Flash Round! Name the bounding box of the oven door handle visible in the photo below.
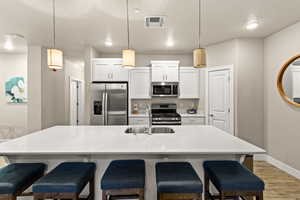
[152,121,181,125]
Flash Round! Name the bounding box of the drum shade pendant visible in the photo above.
[122,0,135,67]
[48,0,63,71]
[47,49,63,70]
[193,48,206,68]
[193,0,206,68]
[122,49,135,67]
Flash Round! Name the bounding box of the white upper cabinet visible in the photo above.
[92,58,129,82]
[151,61,179,82]
[179,67,200,99]
[129,67,151,99]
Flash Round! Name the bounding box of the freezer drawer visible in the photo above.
[108,114,127,125]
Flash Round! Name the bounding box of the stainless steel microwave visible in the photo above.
[151,82,179,97]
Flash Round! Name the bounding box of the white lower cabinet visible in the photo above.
[181,117,205,125]
[129,117,149,125]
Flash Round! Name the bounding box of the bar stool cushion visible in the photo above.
[203,160,264,191]
[101,160,145,190]
[0,163,46,194]
[33,162,96,193]
[156,162,203,193]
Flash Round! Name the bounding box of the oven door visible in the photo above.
[152,83,177,97]
[152,121,182,125]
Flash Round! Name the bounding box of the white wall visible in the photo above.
[100,53,193,66]
[206,38,264,148]
[264,21,300,171]
[0,53,27,139]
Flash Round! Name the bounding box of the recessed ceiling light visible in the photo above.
[134,8,141,14]
[105,41,113,46]
[4,40,13,50]
[166,40,174,47]
[246,21,258,30]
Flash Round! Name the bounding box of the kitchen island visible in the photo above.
[0,125,265,200]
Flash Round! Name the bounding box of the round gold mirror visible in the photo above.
[277,54,300,107]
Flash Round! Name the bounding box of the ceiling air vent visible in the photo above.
[145,16,166,28]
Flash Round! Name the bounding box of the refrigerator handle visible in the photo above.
[102,92,106,125]
[105,92,108,125]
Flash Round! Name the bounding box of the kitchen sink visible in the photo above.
[125,127,149,134]
[125,127,175,134]
[150,127,175,134]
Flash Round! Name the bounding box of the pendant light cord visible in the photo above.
[126,0,130,49]
[198,0,201,49]
[52,0,56,48]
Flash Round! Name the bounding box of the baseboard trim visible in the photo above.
[254,154,267,161]
[254,154,300,180]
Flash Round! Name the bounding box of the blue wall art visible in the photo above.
[5,77,27,103]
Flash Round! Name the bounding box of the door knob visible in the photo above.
[209,114,214,117]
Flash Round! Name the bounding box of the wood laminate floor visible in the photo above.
[254,161,300,200]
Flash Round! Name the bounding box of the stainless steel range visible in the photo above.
[151,104,181,125]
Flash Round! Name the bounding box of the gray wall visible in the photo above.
[236,39,264,148]
[27,47,85,132]
[206,38,264,148]
[0,53,28,139]
[27,46,42,133]
[264,21,300,171]
[84,47,101,124]
[41,48,66,129]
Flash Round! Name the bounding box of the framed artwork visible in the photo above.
[5,77,27,103]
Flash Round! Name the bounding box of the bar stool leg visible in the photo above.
[256,191,263,200]
[102,191,108,200]
[204,173,210,200]
[220,191,225,200]
[89,176,95,200]
[10,195,16,200]
[138,189,144,200]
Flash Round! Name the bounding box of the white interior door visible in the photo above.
[208,69,232,134]
[70,80,84,125]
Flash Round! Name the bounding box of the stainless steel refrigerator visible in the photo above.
[91,83,128,125]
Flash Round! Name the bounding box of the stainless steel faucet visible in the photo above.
[146,104,152,134]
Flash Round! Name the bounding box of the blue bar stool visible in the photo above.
[101,160,145,200]
[33,162,96,200]
[156,162,203,200]
[0,163,46,200]
[203,160,264,200]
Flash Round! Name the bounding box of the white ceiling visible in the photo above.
[0,0,300,54]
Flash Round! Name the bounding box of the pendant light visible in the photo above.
[122,0,135,67]
[193,0,206,68]
[48,0,63,71]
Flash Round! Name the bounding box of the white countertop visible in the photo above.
[0,125,265,155]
